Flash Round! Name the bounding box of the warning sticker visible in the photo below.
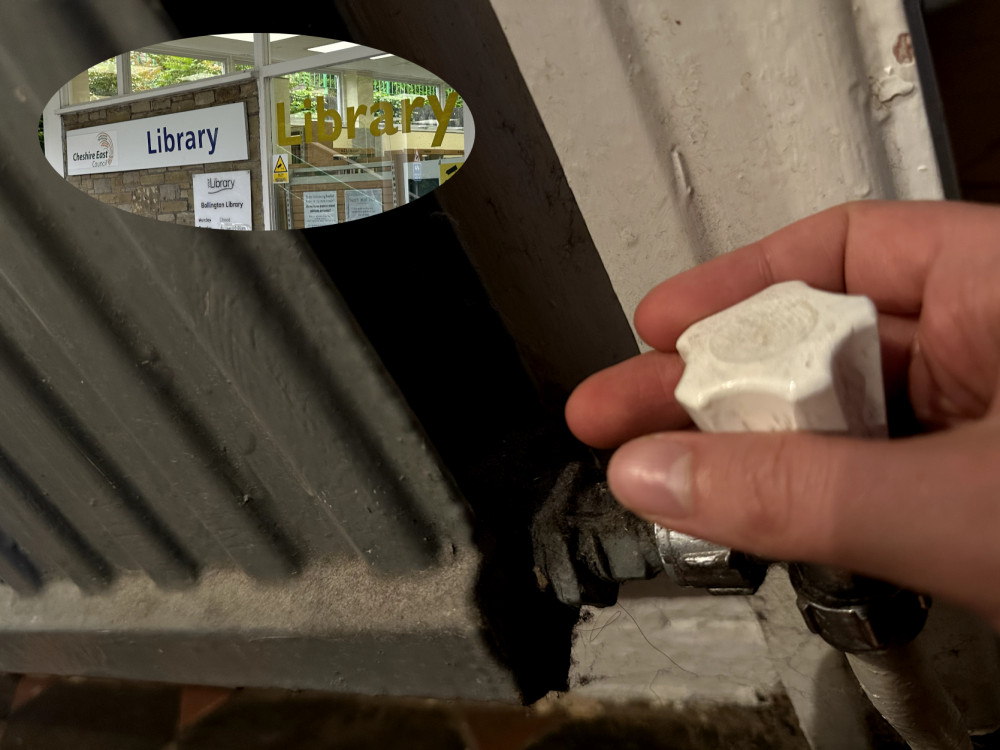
[272,154,289,183]
[439,161,463,184]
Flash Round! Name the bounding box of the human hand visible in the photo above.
[565,201,1000,627]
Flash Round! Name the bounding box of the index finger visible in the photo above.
[635,200,999,351]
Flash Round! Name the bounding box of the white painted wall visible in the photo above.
[490,0,941,346]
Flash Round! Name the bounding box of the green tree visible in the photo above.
[372,79,439,119]
[87,58,117,98]
[130,52,224,92]
[286,71,337,115]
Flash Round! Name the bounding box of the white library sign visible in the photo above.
[66,103,249,176]
[192,170,252,230]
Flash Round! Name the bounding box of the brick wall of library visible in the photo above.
[63,81,262,229]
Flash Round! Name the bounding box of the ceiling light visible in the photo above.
[211,33,299,43]
[307,41,360,54]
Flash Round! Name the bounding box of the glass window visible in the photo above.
[66,58,117,105]
[129,51,226,93]
[371,79,438,128]
[444,87,466,129]
[268,59,466,230]
[287,71,339,124]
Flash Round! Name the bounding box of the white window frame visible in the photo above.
[255,33,273,231]
[58,49,241,113]
[55,71,253,114]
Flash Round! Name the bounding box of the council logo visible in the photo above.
[96,131,114,166]
[67,129,117,171]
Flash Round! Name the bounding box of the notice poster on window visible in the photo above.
[303,191,338,228]
[192,170,252,230]
[344,189,382,223]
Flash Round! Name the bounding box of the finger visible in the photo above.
[565,351,688,449]
[607,421,1000,622]
[635,201,1000,351]
[880,313,923,435]
[878,312,917,397]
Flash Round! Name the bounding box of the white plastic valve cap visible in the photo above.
[673,281,887,436]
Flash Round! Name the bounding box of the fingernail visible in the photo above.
[608,436,693,519]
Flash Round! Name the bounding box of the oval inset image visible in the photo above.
[43,34,471,230]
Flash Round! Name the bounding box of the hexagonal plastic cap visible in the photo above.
[673,281,887,436]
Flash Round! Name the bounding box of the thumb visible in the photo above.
[607,421,1000,623]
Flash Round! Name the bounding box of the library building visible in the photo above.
[41,33,472,230]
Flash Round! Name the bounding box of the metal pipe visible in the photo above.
[790,562,970,750]
[848,644,973,750]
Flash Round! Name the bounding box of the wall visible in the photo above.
[489,0,944,346]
